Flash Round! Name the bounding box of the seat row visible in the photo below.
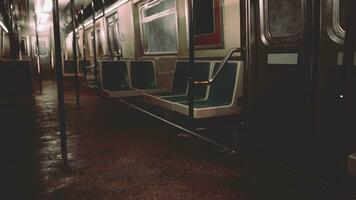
[143,61,243,118]
[100,59,243,118]
[63,59,91,77]
[99,60,166,97]
[0,60,33,104]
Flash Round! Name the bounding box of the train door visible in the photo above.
[248,0,317,171]
[248,0,356,180]
[315,0,356,179]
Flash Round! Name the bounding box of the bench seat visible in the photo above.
[129,60,167,95]
[143,61,212,110]
[173,61,243,119]
[99,60,139,98]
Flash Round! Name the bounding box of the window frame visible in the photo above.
[139,0,179,55]
[259,0,305,46]
[331,0,346,41]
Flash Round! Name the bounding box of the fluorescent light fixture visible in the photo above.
[43,0,53,12]
[0,20,9,33]
[81,0,129,29]
[39,13,50,24]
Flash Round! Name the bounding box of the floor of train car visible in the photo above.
[1,79,354,200]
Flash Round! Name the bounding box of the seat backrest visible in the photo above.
[79,60,91,73]
[191,61,211,98]
[130,61,157,89]
[0,60,32,96]
[63,59,76,73]
[171,61,189,94]
[208,62,240,105]
[101,61,130,91]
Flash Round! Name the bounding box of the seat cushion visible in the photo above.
[179,99,230,108]
[208,62,237,104]
[64,60,76,73]
[161,95,205,102]
[101,61,131,91]
[0,60,32,96]
[130,61,157,89]
[170,61,189,94]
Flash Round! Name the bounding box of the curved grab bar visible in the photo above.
[194,47,242,85]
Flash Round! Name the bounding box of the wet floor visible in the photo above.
[2,80,249,200]
[2,80,353,200]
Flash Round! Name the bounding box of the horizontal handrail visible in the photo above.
[118,99,232,152]
[194,47,242,85]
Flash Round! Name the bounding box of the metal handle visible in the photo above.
[194,47,242,85]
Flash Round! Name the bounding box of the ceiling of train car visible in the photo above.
[0,0,110,35]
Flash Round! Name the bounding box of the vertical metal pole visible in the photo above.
[52,0,68,168]
[92,1,99,86]
[34,10,43,94]
[8,0,16,59]
[101,0,112,60]
[188,0,195,123]
[81,7,88,82]
[71,0,80,107]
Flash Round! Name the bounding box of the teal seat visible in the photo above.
[130,61,157,89]
[79,60,91,73]
[173,61,242,118]
[101,61,132,91]
[0,60,32,96]
[151,61,190,97]
[180,62,237,107]
[160,61,211,102]
[63,60,76,74]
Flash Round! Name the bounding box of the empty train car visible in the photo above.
[0,0,355,199]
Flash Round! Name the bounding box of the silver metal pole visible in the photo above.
[52,0,68,168]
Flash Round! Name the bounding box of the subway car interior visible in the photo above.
[0,0,355,199]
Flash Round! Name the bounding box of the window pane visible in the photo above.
[34,41,47,56]
[39,41,47,56]
[109,23,120,53]
[195,0,214,35]
[143,0,175,18]
[96,29,104,55]
[107,14,121,55]
[2,33,10,57]
[267,0,303,38]
[142,12,178,53]
[339,0,349,32]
